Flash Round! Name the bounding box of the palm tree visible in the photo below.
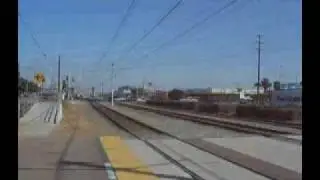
[254,78,272,104]
[261,78,272,104]
[261,78,272,93]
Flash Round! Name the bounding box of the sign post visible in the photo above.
[34,72,46,94]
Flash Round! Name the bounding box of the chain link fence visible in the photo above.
[19,93,40,118]
[18,90,59,119]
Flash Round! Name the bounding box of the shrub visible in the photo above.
[197,103,219,114]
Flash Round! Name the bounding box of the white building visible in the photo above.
[271,89,301,107]
[186,87,264,94]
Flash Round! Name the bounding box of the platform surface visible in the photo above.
[204,136,302,173]
[100,136,273,180]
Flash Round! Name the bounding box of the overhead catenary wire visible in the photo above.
[18,11,47,59]
[136,0,239,61]
[116,0,253,85]
[96,0,137,66]
[116,0,184,62]
[114,0,241,84]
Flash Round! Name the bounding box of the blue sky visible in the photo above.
[18,0,301,91]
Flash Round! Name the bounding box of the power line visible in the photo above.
[18,12,47,59]
[97,0,137,65]
[117,0,184,62]
[136,0,239,61]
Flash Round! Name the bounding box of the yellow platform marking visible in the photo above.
[100,136,159,180]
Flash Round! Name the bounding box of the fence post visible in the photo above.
[18,98,20,121]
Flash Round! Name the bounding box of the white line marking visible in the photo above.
[104,163,117,180]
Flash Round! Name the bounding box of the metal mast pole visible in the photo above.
[111,63,115,106]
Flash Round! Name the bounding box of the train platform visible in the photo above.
[101,103,302,180]
[100,136,270,180]
[19,101,115,180]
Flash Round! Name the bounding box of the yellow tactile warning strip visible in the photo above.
[100,136,159,180]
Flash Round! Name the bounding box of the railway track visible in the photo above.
[118,102,301,145]
[90,101,205,180]
[130,103,302,130]
[54,109,80,180]
[90,101,301,180]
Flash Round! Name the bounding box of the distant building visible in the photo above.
[279,82,302,90]
[155,90,168,99]
[91,87,95,97]
[185,88,212,94]
[149,89,168,100]
[242,89,264,95]
[271,88,301,107]
[184,87,267,103]
[185,87,264,95]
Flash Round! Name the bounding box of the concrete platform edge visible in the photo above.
[97,137,118,180]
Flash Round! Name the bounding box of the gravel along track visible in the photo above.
[130,103,302,130]
[100,102,249,139]
[121,103,300,135]
[91,102,168,140]
[111,103,301,145]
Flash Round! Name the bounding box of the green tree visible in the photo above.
[168,89,185,100]
[254,78,272,92]
[18,77,40,94]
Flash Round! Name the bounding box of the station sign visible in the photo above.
[271,89,301,107]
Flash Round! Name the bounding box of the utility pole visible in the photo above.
[101,81,104,97]
[18,62,20,120]
[50,66,54,91]
[26,76,29,93]
[57,55,61,95]
[111,63,115,106]
[67,72,71,100]
[142,78,145,98]
[256,34,262,104]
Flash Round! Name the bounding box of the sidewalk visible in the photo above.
[18,102,71,180]
[19,102,58,138]
[19,101,112,180]
[18,132,69,180]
